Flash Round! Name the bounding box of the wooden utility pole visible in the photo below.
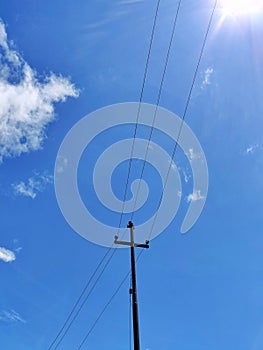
[114,221,149,350]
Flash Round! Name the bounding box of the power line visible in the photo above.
[47,3,162,348]
[131,0,182,219]
[47,246,113,349]
[48,1,217,348]
[76,270,130,350]
[47,247,111,349]
[71,1,218,347]
[117,0,161,232]
[52,248,118,349]
[147,0,218,240]
[76,250,144,349]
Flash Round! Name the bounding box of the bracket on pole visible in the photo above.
[114,221,149,249]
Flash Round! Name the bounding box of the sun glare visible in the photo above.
[220,0,263,18]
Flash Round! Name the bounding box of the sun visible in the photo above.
[219,0,263,18]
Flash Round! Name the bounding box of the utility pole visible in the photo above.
[114,221,149,350]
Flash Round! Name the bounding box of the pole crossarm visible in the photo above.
[114,220,149,249]
[114,236,149,249]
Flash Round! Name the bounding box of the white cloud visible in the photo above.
[12,172,53,199]
[170,162,176,171]
[201,67,213,88]
[0,19,79,163]
[187,148,201,161]
[14,246,22,253]
[0,247,16,262]
[245,144,259,155]
[0,310,26,323]
[178,165,191,183]
[56,156,69,174]
[188,148,195,160]
[187,190,205,203]
[183,170,191,183]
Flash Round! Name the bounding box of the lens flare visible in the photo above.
[220,0,263,18]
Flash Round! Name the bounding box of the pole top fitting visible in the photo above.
[127,221,134,228]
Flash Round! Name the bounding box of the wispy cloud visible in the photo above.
[187,148,201,161]
[14,246,22,253]
[182,169,191,183]
[0,310,26,323]
[118,0,143,4]
[83,7,133,46]
[55,156,68,174]
[178,166,191,183]
[0,247,16,262]
[12,239,23,253]
[0,19,79,163]
[244,144,259,155]
[201,67,213,89]
[12,172,53,199]
[187,190,205,203]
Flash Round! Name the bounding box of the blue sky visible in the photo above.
[1,0,263,349]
